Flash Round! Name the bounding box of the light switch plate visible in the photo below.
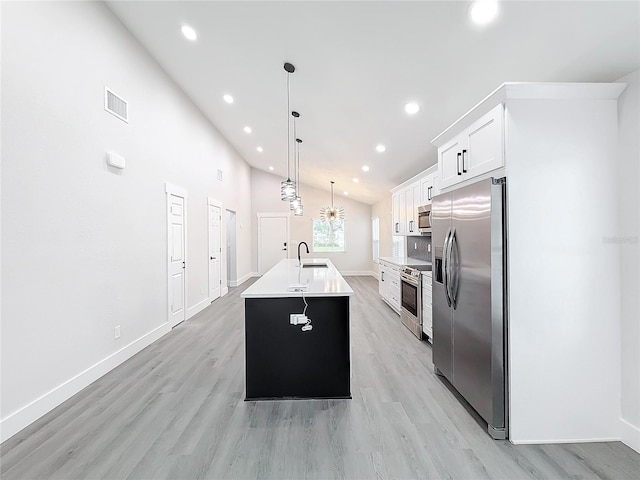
[107,151,125,169]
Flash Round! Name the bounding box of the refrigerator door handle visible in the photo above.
[443,228,453,307]
[446,227,455,307]
[450,228,460,309]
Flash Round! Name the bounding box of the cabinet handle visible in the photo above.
[462,149,468,173]
[428,186,432,201]
[395,222,399,233]
[409,220,413,232]
[381,271,385,281]
[457,152,462,175]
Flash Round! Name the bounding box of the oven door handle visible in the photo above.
[400,273,419,287]
[442,228,452,307]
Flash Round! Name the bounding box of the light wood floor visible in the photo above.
[1,276,638,479]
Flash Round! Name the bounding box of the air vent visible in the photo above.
[104,87,128,123]
[217,169,223,182]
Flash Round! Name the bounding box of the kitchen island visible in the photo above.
[241,258,354,400]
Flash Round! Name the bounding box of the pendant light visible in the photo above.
[290,111,302,213]
[280,62,297,201]
[293,138,303,216]
[320,181,345,224]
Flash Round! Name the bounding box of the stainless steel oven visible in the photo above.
[418,205,432,233]
[400,266,422,339]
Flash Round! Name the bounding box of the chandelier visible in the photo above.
[280,62,296,201]
[320,181,345,224]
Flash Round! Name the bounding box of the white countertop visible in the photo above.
[378,256,432,269]
[241,259,354,298]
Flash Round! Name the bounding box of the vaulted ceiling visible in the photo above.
[106,1,639,204]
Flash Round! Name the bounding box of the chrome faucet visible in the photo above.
[297,241,309,264]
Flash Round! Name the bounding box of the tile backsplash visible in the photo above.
[406,235,431,262]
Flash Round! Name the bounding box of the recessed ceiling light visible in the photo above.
[256,146,263,152]
[375,144,386,153]
[362,165,370,172]
[244,126,252,134]
[181,25,197,41]
[344,191,349,196]
[223,94,234,104]
[268,166,274,171]
[469,0,499,25]
[352,178,359,183]
[405,102,420,115]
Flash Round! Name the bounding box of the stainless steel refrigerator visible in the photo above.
[432,177,508,440]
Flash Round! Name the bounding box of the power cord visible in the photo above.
[301,291,312,332]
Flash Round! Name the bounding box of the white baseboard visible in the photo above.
[0,322,171,443]
[510,436,621,445]
[221,286,229,296]
[621,417,640,453]
[186,297,210,319]
[229,271,258,287]
[342,271,376,277]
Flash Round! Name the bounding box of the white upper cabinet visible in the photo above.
[391,191,401,235]
[398,189,407,234]
[406,181,421,235]
[437,104,504,190]
[420,171,441,205]
[438,136,465,189]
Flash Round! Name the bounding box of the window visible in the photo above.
[372,217,380,262]
[312,219,345,252]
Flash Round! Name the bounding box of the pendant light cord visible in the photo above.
[293,112,297,193]
[286,72,291,182]
[331,181,335,208]
[296,139,300,190]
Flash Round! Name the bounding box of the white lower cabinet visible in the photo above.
[378,260,401,314]
[422,272,432,342]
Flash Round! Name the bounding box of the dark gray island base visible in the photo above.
[241,258,354,401]
[244,295,351,400]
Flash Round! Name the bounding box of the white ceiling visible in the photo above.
[106,1,639,205]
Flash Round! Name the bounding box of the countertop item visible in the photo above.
[379,256,432,270]
[241,259,354,298]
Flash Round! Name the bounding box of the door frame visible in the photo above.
[207,197,224,300]
[257,212,291,275]
[226,209,237,287]
[165,182,188,327]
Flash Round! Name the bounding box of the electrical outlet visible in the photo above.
[114,325,121,339]
[428,244,431,252]
[414,242,417,249]
[290,314,308,325]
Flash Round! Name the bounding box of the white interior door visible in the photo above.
[208,199,222,302]
[166,184,187,328]
[258,214,290,275]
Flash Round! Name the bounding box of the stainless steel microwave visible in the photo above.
[418,205,432,233]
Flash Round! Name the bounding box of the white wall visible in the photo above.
[616,69,640,452]
[250,168,373,275]
[1,1,252,441]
